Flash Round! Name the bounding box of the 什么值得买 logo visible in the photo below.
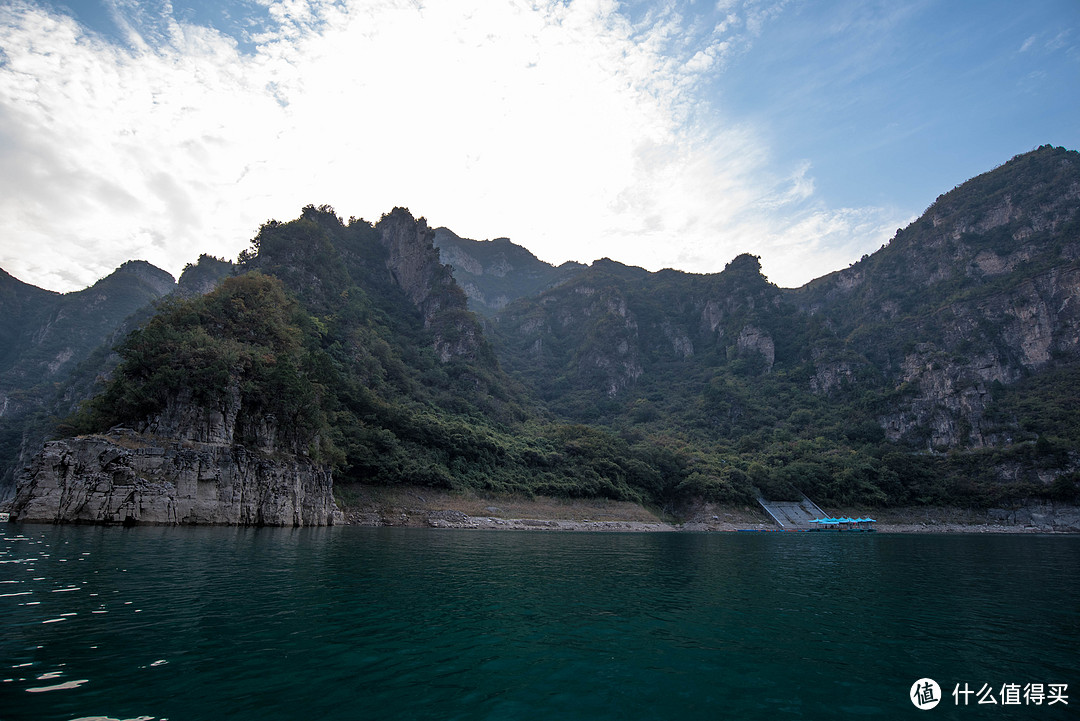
[911,678,942,710]
[911,678,1069,710]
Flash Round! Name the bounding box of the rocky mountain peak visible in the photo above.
[376,208,489,363]
[176,254,234,298]
[433,227,585,315]
[111,260,176,296]
[376,207,448,310]
[724,253,764,275]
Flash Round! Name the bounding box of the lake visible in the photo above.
[2,525,1077,720]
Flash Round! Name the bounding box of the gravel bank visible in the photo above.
[335,486,1080,533]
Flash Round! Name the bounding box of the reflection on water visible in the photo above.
[1,526,1078,720]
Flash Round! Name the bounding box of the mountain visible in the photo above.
[11,207,685,523]
[0,255,235,499]
[791,145,1080,449]
[0,261,176,496]
[7,147,1080,522]
[483,145,1080,506]
[433,227,585,315]
[0,261,175,402]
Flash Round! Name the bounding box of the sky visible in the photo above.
[0,0,1077,293]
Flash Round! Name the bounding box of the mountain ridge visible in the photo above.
[4,145,1079,518]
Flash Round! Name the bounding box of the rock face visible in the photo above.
[0,261,179,499]
[377,208,455,317]
[736,324,775,373]
[796,146,1080,449]
[377,208,491,363]
[985,501,1080,532]
[11,431,342,526]
[492,253,783,401]
[433,227,585,315]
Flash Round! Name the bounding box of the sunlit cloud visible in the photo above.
[0,0,904,292]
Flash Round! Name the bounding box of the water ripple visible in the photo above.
[0,526,1076,720]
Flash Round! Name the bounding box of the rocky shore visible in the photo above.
[7,465,1077,532]
[334,486,1080,533]
[9,432,342,526]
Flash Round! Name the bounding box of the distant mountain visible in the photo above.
[433,227,585,315]
[0,255,234,498]
[6,147,1080,517]
[0,261,174,397]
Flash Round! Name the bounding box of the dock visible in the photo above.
[757,495,827,530]
[757,496,876,532]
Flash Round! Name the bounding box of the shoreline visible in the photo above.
[334,486,1080,534]
[5,485,1075,532]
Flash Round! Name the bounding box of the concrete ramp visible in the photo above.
[758,496,827,529]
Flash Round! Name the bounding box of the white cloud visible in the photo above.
[0,0,905,292]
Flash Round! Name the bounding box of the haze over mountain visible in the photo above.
[3,146,1079,519]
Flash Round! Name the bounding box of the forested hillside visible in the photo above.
[484,146,1080,507]
[4,147,1079,513]
[61,206,692,506]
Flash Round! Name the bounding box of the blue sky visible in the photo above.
[1,0,1077,292]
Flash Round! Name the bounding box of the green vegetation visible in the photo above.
[10,147,1080,511]
[0,261,177,491]
[76,272,332,457]
[484,148,1080,509]
[68,208,696,506]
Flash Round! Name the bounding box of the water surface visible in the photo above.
[2,526,1077,719]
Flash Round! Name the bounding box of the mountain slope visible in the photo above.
[480,146,1080,506]
[8,147,1080,517]
[0,261,175,402]
[433,227,585,315]
[25,205,693,517]
[0,255,238,499]
[791,144,1080,448]
[0,261,181,497]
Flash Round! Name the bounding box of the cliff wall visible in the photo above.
[11,431,342,526]
[796,146,1080,449]
[377,208,491,363]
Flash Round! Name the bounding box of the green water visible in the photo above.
[1,526,1077,720]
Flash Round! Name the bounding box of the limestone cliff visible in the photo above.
[735,324,775,374]
[10,272,344,525]
[11,431,341,526]
[877,265,1080,448]
[0,261,179,499]
[376,208,491,364]
[494,260,650,398]
[794,145,1080,449]
[11,370,343,526]
[492,253,784,401]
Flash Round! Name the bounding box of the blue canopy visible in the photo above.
[808,517,876,524]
